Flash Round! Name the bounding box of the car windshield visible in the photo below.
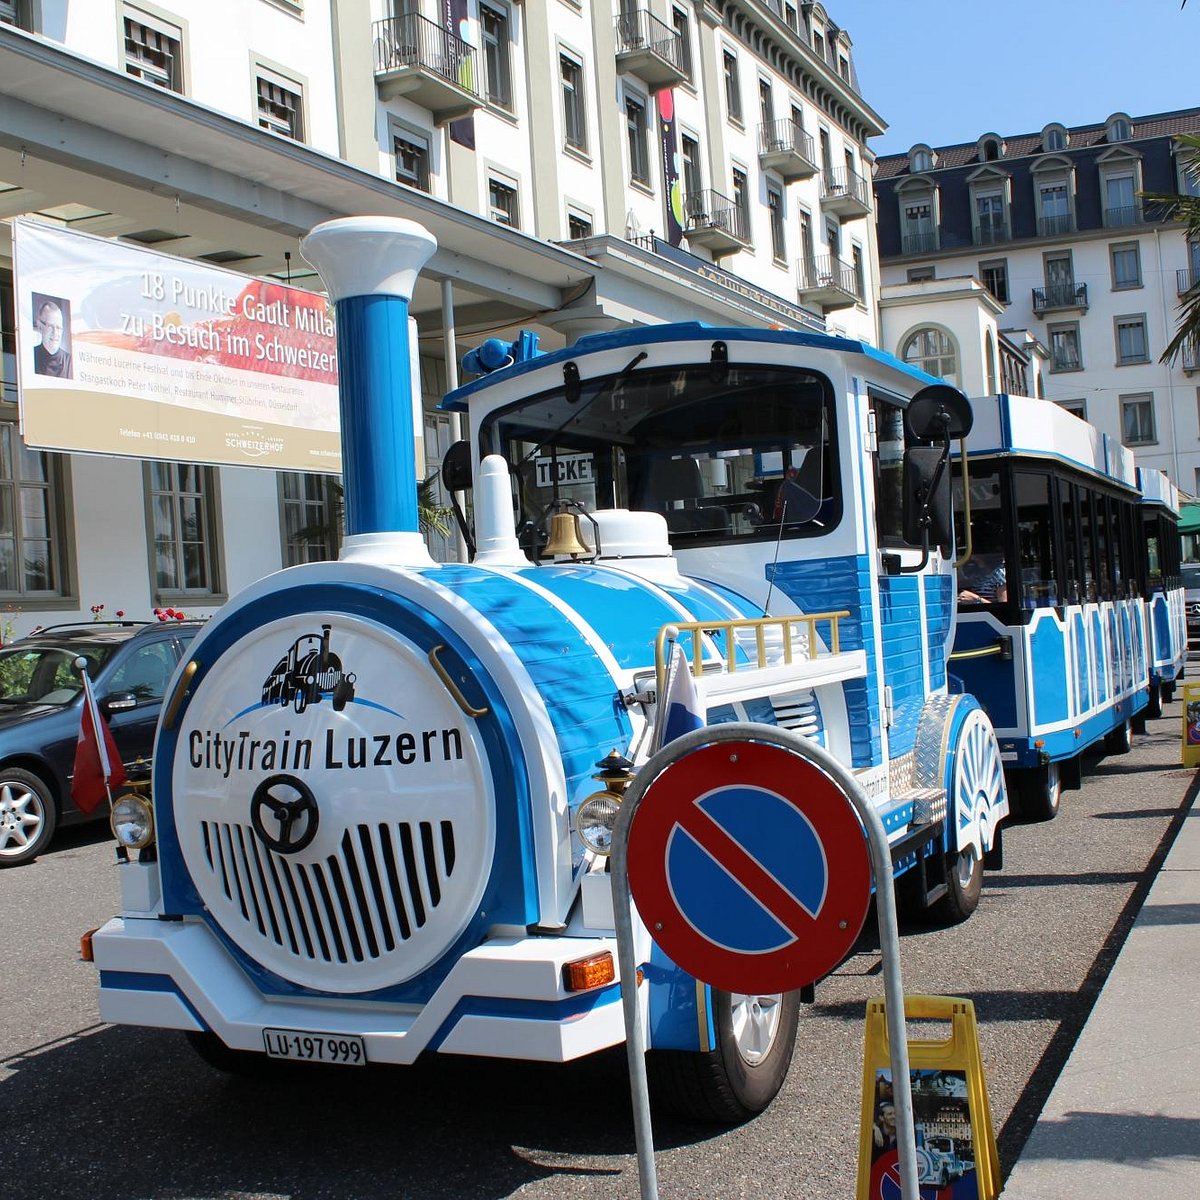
[0,643,118,706]
[1182,565,1200,591]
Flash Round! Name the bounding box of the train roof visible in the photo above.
[957,393,1140,492]
[1137,465,1181,513]
[440,323,943,412]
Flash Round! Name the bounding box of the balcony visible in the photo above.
[1179,267,1200,295]
[372,14,482,122]
[758,120,819,181]
[1032,283,1089,316]
[1183,340,1200,374]
[901,230,939,256]
[614,9,687,91]
[1104,203,1144,229]
[1036,212,1075,237]
[797,255,860,310]
[820,167,871,218]
[973,221,1010,247]
[682,190,751,255]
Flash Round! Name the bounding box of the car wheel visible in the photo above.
[0,767,58,868]
[648,989,800,1123]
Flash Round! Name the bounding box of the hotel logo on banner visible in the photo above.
[12,219,342,473]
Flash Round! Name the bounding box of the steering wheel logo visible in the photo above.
[250,774,319,854]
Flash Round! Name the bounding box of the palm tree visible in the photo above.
[1143,132,1200,364]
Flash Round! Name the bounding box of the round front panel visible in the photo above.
[172,612,495,993]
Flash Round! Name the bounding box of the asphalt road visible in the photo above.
[1,701,1195,1200]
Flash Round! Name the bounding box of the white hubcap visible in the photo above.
[0,782,44,855]
[729,993,783,1065]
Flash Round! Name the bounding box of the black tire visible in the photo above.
[928,843,982,925]
[1105,716,1132,755]
[1146,682,1163,720]
[1163,682,1176,704]
[185,1031,285,1078]
[648,990,800,1124]
[1014,761,1061,822]
[0,767,58,868]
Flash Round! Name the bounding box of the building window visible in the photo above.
[626,94,650,186]
[672,7,693,81]
[0,1,28,28]
[256,72,303,141]
[1043,124,1068,152]
[1,268,14,407]
[681,133,702,199]
[147,462,221,598]
[974,191,1007,244]
[488,176,519,227]
[902,327,958,386]
[767,181,785,262]
[852,244,865,300]
[1056,399,1087,419]
[979,259,1009,303]
[124,9,183,92]
[907,266,934,282]
[825,217,840,260]
[819,127,833,175]
[732,167,751,244]
[1037,181,1072,235]
[567,210,592,240]
[799,208,814,268]
[1110,242,1142,289]
[722,50,741,123]
[909,145,934,173]
[1043,252,1076,306]
[1048,323,1082,372]
[1103,170,1139,226]
[481,2,512,110]
[1121,393,1156,444]
[393,127,430,191]
[560,53,587,152]
[1115,315,1150,365]
[281,472,340,565]
[901,199,937,254]
[0,418,68,599]
[1107,114,1133,143]
[838,54,849,82]
[812,30,824,60]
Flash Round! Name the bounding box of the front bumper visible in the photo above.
[93,915,632,1065]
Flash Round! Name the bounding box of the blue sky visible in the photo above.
[828,1,1199,156]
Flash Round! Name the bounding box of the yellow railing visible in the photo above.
[654,611,851,694]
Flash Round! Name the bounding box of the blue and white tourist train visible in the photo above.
[92,216,1009,1122]
[1137,465,1186,718]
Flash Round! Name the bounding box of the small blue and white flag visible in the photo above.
[652,640,705,753]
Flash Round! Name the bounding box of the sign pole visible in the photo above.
[612,830,660,1200]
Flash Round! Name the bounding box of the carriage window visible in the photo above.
[954,463,1008,605]
[1144,514,1162,587]
[1059,483,1081,604]
[1077,486,1098,602]
[1094,495,1112,600]
[484,360,839,549]
[871,395,906,547]
[1013,470,1058,607]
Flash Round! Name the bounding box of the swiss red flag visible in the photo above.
[71,693,127,816]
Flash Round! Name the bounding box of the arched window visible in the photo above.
[1043,123,1068,152]
[909,144,934,173]
[901,327,959,386]
[985,331,997,394]
[1106,113,1132,143]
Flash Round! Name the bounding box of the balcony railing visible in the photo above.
[1104,203,1144,228]
[372,14,481,119]
[820,166,870,216]
[1183,339,1200,373]
[1032,283,1089,315]
[683,189,751,254]
[901,230,939,255]
[1036,212,1075,237]
[614,8,686,89]
[1179,267,1200,295]
[973,221,1010,247]
[797,254,861,310]
[757,119,819,179]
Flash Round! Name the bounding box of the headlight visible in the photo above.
[576,791,621,856]
[110,792,154,849]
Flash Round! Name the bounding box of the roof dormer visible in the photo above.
[909,143,936,173]
[1041,123,1069,152]
[1105,112,1133,143]
[977,133,1005,162]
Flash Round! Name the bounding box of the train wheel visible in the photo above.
[1146,682,1163,720]
[930,843,983,925]
[1015,761,1061,823]
[648,990,800,1123]
[1105,717,1132,755]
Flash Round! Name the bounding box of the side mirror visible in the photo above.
[903,446,953,556]
[441,441,473,493]
[905,385,973,443]
[102,692,139,713]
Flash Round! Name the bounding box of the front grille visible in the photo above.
[199,819,457,965]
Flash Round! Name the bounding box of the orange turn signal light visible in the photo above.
[562,950,616,992]
[79,927,98,962]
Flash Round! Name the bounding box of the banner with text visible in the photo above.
[13,219,342,473]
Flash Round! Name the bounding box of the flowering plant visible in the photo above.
[153,607,187,622]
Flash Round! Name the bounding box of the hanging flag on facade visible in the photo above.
[71,663,127,816]
[652,639,705,753]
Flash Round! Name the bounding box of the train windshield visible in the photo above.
[482,361,839,546]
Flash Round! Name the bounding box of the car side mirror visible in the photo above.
[101,692,139,713]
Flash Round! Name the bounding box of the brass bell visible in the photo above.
[543,511,590,558]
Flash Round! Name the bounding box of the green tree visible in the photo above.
[1143,132,1200,364]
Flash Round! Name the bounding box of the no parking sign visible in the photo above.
[625,739,872,993]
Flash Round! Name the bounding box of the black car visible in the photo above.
[0,620,200,867]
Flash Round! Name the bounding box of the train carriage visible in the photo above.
[91,216,1008,1123]
[1137,466,1186,717]
[951,393,1152,820]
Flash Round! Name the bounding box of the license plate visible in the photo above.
[262,1027,366,1065]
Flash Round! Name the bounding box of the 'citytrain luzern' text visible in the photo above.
[188,728,464,778]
